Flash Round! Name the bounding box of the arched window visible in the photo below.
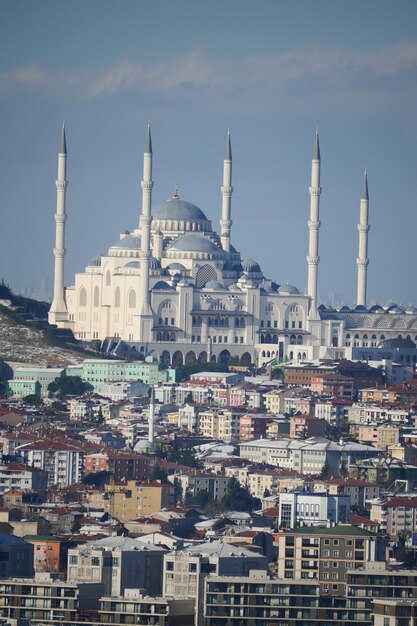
[105,270,111,286]
[79,287,87,307]
[93,286,100,308]
[115,287,121,308]
[128,290,136,309]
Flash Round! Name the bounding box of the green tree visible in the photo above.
[23,394,42,406]
[221,477,261,512]
[48,375,87,398]
[193,489,213,509]
[150,465,169,483]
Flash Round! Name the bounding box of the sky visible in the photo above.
[1,0,417,307]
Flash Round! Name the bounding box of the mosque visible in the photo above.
[48,124,417,368]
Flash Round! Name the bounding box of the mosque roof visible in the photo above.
[167,262,187,271]
[278,284,300,295]
[378,337,416,349]
[124,261,140,268]
[88,255,101,267]
[111,235,141,250]
[205,280,224,289]
[168,234,220,253]
[153,198,208,221]
[242,258,261,273]
[149,256,161,270]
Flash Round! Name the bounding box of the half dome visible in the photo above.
[168,234,220,253]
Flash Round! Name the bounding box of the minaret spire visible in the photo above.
[148,386,155,448]
[307,128,322,316]
[48,123,68,325]
[137,123,154,341]
[357,168,370,306]
[220,129,233,252]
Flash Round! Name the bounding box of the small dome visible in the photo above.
[384,301,398,310]
[169,234,220,253]
[88,255,101,267]
[388,306,404,314]
[369,304,384,312]
[111,235,141,250]
[242,258,261,273]
[278,284,300,295]
[153,281,173,290]
[124,261,140,268]
[405,306,417,314]
[354,305,368,312]
[338,305,351,312]
[149,256,161,270]
[205,280,223,290]
[167,262,187,272]
[228,283,241,291]
[153,198,208,221]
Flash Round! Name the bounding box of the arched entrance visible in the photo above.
[185,351,197,365]
[240,352,252,366]
[219,349,231,364]
[161,350,171,365]
[172,351,183,366]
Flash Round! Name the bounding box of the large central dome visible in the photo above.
[152,198,208,221]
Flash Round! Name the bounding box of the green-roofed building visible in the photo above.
[277,524,386,598]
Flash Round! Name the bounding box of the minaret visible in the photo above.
[49,123,68,325]
[220,130,233,252]
[148,386,155,448]
[307,128,322,315]
[356,169,370,306]
[137,123,154,341]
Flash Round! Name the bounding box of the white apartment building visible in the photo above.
[15,440,83,487]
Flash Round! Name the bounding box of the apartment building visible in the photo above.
[345,562,417,626]
[0,576,104,625]
[370,496,417,538]
[163,541,268,626]
[198,409,241,444]
[0,461,47,494]
[277,525,386,597]
[289,414,327,439]
[15,439,83,487]
[67,536,166,597]
[176,471,229,503]
[99,588,194,626]
[204,573,346,626]
[313,478,381,509]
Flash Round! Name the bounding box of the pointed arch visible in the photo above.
[79,287,87,307]
[105,270,111,286]
[128,289,136,309]
[93,286,100,308]
[114,287,121,308]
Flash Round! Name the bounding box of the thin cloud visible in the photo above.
[1,41,417,102]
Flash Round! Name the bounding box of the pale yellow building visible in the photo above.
[137,481,173,517]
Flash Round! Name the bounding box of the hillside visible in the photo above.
[0,282,86,367]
